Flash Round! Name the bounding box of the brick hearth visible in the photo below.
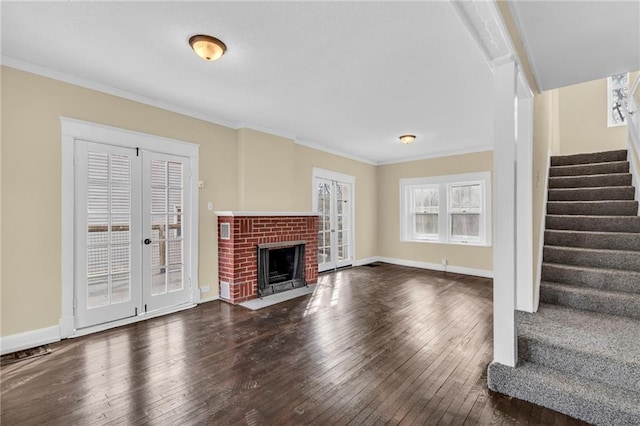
[217,212,319,304]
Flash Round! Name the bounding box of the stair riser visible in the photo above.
[548,187,635,201]
[540,284,640,320]
[519,337,640,393]
[549,161,629,177]
[543,246,640,272]
[546,201,638,216]
[541,264,640,294]
[546,215,640,233]
[549,174,632,189]
[487,362,640,425]
[545,231,640,251]
[550,150,628,166]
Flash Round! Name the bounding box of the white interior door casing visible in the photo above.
[312,168,355,272]
[61,117,200,336]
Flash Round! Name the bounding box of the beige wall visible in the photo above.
[237,128,295,211]
[556,73,639,155]
[0,67,378,337]
[377,151,493,272]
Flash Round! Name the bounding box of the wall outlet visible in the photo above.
[441,258,448,266]
[200,285,211,294]
[207,201,213,211]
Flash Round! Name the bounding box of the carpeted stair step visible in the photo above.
[487,362,640,425]
[550,149,628,166]
[548,186,636,201]
[546,200,638,216]
[546,214,640,233]
[549,161,629,177]
[542,263,640,294]
[545,230,640,251]
[543,246,640,272]
[517,304,640,392]
[548,173,632,189]
[540,281,640,320]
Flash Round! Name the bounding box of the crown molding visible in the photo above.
[2,55,493,169]
[377,145,494,166]
[1,55,240,130]
[451,0,537,96]
[294,138,378,166]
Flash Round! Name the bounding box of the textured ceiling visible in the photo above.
[509,0,640,91]
[1,1,494,164]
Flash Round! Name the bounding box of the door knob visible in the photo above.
[144,238,152,245]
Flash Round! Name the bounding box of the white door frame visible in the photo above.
[312,167,356,271]
[60,117,199,338]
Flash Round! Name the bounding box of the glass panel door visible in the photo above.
[336,182,351,264]
[75,141,141,328]
[317,178,333,269]
[142,152,190,312]
[315,176,353,272]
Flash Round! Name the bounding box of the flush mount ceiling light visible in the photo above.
[189,35,227,61]
[399,134,416,144]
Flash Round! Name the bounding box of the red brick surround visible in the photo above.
[217,214,319,304]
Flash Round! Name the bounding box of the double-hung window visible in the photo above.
[411,186,439,240]
[400,172,491,246]
[449,183,482,244]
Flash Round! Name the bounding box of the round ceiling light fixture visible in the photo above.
[189,35,227,61]
[399,134,416,144]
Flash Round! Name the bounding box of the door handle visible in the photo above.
[143,238,152,245]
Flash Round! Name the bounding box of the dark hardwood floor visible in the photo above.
[1,264,588,425]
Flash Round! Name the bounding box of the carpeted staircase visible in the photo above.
[488,149,640,425]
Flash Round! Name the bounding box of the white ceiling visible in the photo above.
[1,1,495,165]
[509,0,640,91]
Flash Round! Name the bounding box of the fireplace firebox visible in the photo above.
[257,241,306,297]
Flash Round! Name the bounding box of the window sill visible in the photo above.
[401,238,492,248]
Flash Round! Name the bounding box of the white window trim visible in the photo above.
[60,117,200,338]
[608,73,629,128]
[399,171,492,247]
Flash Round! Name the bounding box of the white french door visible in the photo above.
[75,141,141,328]
[142,152,190,313]
[314,171,354,272]
[75,140,191,329]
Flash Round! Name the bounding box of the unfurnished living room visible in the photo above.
[1,1,639,425]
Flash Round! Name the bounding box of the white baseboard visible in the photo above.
[353,256,380,266]
[377,256,493,278]
[1,325,61,355]
[199,295,220,304]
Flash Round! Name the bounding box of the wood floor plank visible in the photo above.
[1,264,587,425]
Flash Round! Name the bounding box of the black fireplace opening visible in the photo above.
[257,243,306,297]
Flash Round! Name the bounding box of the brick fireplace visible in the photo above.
[216,212,319,304]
